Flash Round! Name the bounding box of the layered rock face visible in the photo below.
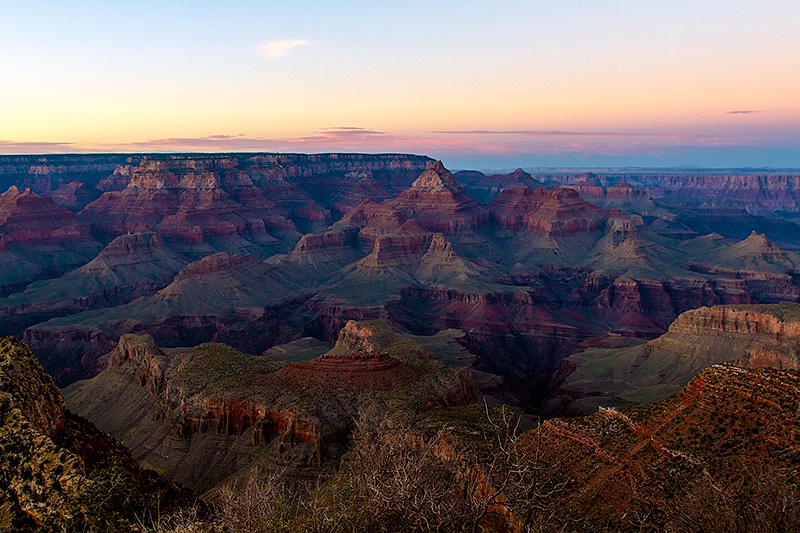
[0,186,100,296]
[685,231,800,302]
[667,303,800,342]
[548,302,800,416]
[0,154,134,195]
[489,187,612,236]
[79,158,301,251]
[3,155,800,417]
[541,171,800,212]
[66,321,477,493]
[0,186,92,249]
[562,180,674,219]
[389,161,489,235]
[0,232,188,334]
[453,167,546,203]
[0,336,188,529]
[645,173,800,211]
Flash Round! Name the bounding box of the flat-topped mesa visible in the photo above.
[294,226,359,252]
[606,215,644,235]
[0,186,92,248]
[607,181,647,198]
[489,187,610,235]
[668,303,800,339]
[292,350,402,373]
[564,180,647,199]
[390,161,489,235]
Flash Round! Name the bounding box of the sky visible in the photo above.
[1,1,800,170]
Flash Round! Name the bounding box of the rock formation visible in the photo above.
[0,186,93,249]
[489,187,611,236]
[65,321,477,493]
[0,336,189,529]
[548,302,800,416]
[388,161,489,235]
[0,232,188,334]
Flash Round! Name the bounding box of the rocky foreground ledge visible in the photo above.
[0,336,189,531]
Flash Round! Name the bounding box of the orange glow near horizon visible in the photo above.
[2,2,800,167]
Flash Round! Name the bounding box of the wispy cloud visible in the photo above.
[727,110,764,115]
[259,39,312,59]
[434,129,698,140]
[0,140,76,154]
[317,127,386,137]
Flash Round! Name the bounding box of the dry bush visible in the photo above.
[213,468,289,533]
[666,464,800,533]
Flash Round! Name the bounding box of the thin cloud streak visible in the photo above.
[0,140,76,154]
[434,129,702,140]
[259,39,312,59]
[727,110,764,115]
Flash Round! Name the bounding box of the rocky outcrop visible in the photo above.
[0,336,189,529]
[108,333,168,393]
[668,303,800,339]
[526,365,800,529]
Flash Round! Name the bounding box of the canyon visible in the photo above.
[0,154,798,410]
[1,152,800,529]
[64,320,477,493]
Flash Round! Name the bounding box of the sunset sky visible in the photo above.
[2,1,799,169]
